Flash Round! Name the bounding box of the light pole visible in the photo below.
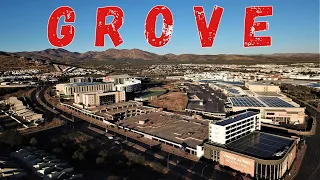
[216,102,218,112]
[201,164,208,177]
[149,137,152,149]
[167,154,171,170]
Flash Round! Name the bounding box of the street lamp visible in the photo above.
[167,154,171,170]
[201,164,208,177]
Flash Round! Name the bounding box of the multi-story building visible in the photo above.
[74,91,125,107]
[115,80,141,92]
[245,82,281,93]
[203,111,298,180]
[209,111,261,144]
[103,74,141,92]
[69,77,93,83]
[55,82,115,98]
[227,96,306,124]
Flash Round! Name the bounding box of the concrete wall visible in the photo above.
[246,84,281,93]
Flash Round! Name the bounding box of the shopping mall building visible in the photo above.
[203,111,297,180]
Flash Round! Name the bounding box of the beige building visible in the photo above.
[204,133,297,180]
[5,97,43,123]
[70,77,93,83]
[55,82,115,98]
[228,96,306,124]
[74,91,125,107]
[245,82,281,92]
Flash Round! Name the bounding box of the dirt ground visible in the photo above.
[150,92,188,111]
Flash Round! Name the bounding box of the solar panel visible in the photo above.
[228,88,240,94]
[226,132,294,158]
[230,97,266,107]
[216,111,258,126]
[258,97,294,107]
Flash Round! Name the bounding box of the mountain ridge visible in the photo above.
[6,48,320,66]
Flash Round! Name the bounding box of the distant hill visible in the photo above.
[0,53,53,72]
[6,48,320,66]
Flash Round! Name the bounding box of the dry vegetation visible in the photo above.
[0,87,30,100]
[150,91,188,111]
[0,54,52,72]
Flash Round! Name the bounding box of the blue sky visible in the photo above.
[0,0,319,54]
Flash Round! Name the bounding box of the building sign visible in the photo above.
[220,151,255,177]
[104,76,110,81]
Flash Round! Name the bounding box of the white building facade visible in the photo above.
[209,111,261,145]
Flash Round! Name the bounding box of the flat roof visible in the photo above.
[258,97,295,107]
[246,82,275,86]
[200,80,244,86]
[229,96,295,108]
[227,88,240,94]
[89,101,142,112]
[225,131,294,159]
[254,92,282,97]
[229,97,266,107]
[117,112,209,148]
[215,111,258,126]
[107,74,130,78]
[63,82,114,87]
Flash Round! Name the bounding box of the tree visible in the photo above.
[72,145,88,161]
[72,150,85,161]
[30,137,37,146]
[107,175,119,180]
[0,130,23,147]
[96,150,108,164]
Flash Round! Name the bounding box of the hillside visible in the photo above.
[0,53,53,72]
[7,48,320,66]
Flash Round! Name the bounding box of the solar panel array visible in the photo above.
[228,88,240,94]
[216,111,258,126]
[230,97,266,107]
[258,97,295,107]
[226,132,294,158]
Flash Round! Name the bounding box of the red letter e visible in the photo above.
[244,6,273,47]
[47,6,76,48]
[95,6,124,47]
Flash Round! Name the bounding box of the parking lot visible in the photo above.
[185,83,227,114]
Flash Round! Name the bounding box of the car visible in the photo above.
[114,141,120,145]
[107,136,113,140]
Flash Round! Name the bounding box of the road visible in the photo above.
[295,114,320,180]
[29,86,234,180]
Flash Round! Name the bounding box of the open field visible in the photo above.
[150,92,188,111]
